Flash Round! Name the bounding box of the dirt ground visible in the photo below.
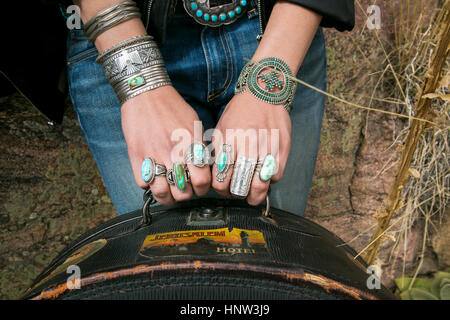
[0,1,447,299]
[0,93,117,299]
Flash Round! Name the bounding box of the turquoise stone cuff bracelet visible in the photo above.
[96,36,172,104]
[235,57,297,113]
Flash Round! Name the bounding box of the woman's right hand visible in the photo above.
[121,85,211,205]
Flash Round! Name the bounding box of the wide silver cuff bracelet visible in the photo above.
[96,35,172,104]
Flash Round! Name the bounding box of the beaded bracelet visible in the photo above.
[235,57,297,113]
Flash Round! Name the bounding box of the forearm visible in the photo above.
[74,0,146,52]
[252,1,322,74]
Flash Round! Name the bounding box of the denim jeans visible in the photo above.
[67,4,326,216]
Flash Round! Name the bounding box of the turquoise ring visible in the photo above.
[257,154,276,182]
[215,143,233,182]
[141,157,167,184]
[166,163,190,191]
[184,142,210,167]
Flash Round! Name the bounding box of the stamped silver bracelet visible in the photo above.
[96,36,171,104]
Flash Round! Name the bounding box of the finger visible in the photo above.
[149,172,175,206]
[247,133,273,205]
[142,156,176,205]
[167,161,194,202]
[185,142,211,197]
[247,156,273,206]
[132,155,175,205]
[187,165,211,196]
[247,176,270,205]
[229,130,258,199]
[270,134,290,183]
[131,154,151,190]
[211,132,236,198]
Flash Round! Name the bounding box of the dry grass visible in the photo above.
[378,0,449,288]
[285,0,449,288]
[345,0,449,286]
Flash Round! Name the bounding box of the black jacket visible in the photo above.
[139,0,354,45]
[0,0,354,124]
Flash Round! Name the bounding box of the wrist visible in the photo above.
[122,85,176,107]
[76,0,147,52]
[235,57,297,113]
[251,2,322,74]
[94,18,147,53]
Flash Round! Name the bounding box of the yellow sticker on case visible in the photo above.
[140,228,267,258]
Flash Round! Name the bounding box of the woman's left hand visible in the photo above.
[211,90,292,205]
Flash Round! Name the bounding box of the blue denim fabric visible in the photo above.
[67,6,326,216]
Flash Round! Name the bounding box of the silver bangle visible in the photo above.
[83,1,141,42]
[84,1,137,31]
[88,10,141,43]
[84,6,140,37]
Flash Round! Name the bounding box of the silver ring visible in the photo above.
[230,156,256,197]
[166,169,175,185]
[154,163,167,176]
[167,163,190,191]
[184,142,210,167]
[141,157,167,184]
[215,143,234,182]
[255,159,264,174]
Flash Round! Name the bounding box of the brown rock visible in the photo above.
[349,113,400,216]
[432,209,450,269]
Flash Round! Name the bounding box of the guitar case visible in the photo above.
[23,198,393,300]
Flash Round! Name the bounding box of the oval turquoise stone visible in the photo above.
[241,0,247,6]
[211,15,218,22]
[235,6,242,14]
[190,2,198,10]
[174,163,186,191]
[217,151,227,172]
[259,155,276,182]
[193,143,204,161]
[228,11,235,18]
[141,158,152,183]
[196,9,203,17]
[203,13,210,21]
[219,13,227,21]
[128,75,145,89]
